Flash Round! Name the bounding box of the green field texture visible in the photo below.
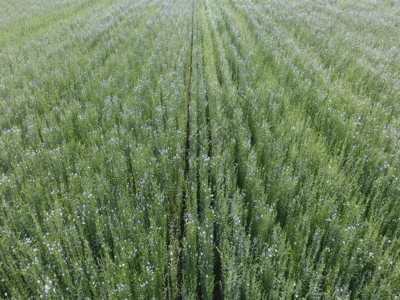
[1,0,399,299]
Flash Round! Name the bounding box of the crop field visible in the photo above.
[1,0,400,299]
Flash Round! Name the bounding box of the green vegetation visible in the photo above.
[1,0,399,298]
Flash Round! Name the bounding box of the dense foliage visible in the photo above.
[1,0,399,298]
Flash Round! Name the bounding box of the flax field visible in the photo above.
[1,0,400,299]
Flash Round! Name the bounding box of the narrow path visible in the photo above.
[177,0,195,298]
[206,89,223,300]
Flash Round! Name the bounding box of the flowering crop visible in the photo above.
[1,0,399,298]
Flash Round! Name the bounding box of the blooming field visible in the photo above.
[1,0,399,298]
